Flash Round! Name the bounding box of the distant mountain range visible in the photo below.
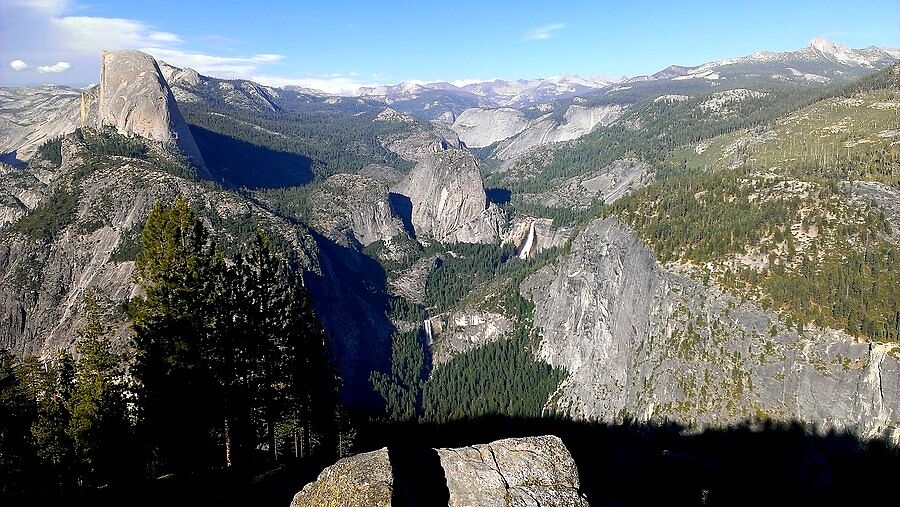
[349,38,899,116]
[358,74,611,109]
[2,38,897,164]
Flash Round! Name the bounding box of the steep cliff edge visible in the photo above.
[393,148,504,244]
[521,218,899,440]
[80,49,205,167]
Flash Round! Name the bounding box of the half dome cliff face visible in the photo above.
[80,49,205,167]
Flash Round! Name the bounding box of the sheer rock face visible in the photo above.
[521,218,900,441]
[452,107,529,148]
[503,217,575,260]
[307,173,407,247]
[393,149,503,244]
[450,104,624,161]
[291,436,588,507]
[80,50,205,167]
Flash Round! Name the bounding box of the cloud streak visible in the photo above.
[146,48,285,78]
[37,61,70,73]
[10,60,30,71]
[523,22,566,41]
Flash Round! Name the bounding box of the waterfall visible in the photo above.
[518,221,537,260]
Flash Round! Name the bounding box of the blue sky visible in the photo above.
[1,0,898,92]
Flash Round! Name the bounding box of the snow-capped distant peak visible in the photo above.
[809,37,847,54]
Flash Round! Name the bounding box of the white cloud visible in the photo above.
[10,59,30,71]
[148,31,182,43]
[37,61,70,73]
[8,0,70,14]
[523,22,567,41]
[52,16,152,52]
[145,47,286,78]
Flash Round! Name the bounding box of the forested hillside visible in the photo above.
[0,200,347,497]
[607,64,900,342]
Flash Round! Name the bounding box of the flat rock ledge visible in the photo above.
[291,435,589,507]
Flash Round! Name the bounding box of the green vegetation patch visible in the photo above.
[11,188,79,241]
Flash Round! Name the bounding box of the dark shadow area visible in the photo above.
[358,416,900,506]
[389,192,416,238]
[389,445,450,507]
[0,150,26,168]
[3,416,897,506]
[301,229,394,410]
[189,124,315,189]
[486,187,512,205]
[0,457,332,507]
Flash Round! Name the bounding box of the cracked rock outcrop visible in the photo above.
[290,435,588,507]
[80,49,205,167]
[393,148,504,244]
[520,218,900,440]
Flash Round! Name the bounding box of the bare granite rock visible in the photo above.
[452,104,624,162]
[307,173,407,247]
[504,217,574,260]
[291,448,393,507]
[290,436,588,507]
[428,308,514,366]
[452,107,529,148]
[393,148,504,244]
[0,85,81,165]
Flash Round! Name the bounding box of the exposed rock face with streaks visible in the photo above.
[80,50,205,167]
[306,173,407,247]
[504,218,574,260]
[521,159,654,209]
[290,435,588,507]
[0,86,81,166]
[393,149,504,244]
[428,308,514,366]
[0,134,316,357]
[451,107,529,148]
[452,104,624,162]
[520,217,900,440]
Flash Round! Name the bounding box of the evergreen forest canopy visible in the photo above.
[0,199,348,497]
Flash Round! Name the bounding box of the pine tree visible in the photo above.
[132,197,220,474]
[67,295,130,487]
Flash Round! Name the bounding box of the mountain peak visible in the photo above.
[809,37,849,54]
